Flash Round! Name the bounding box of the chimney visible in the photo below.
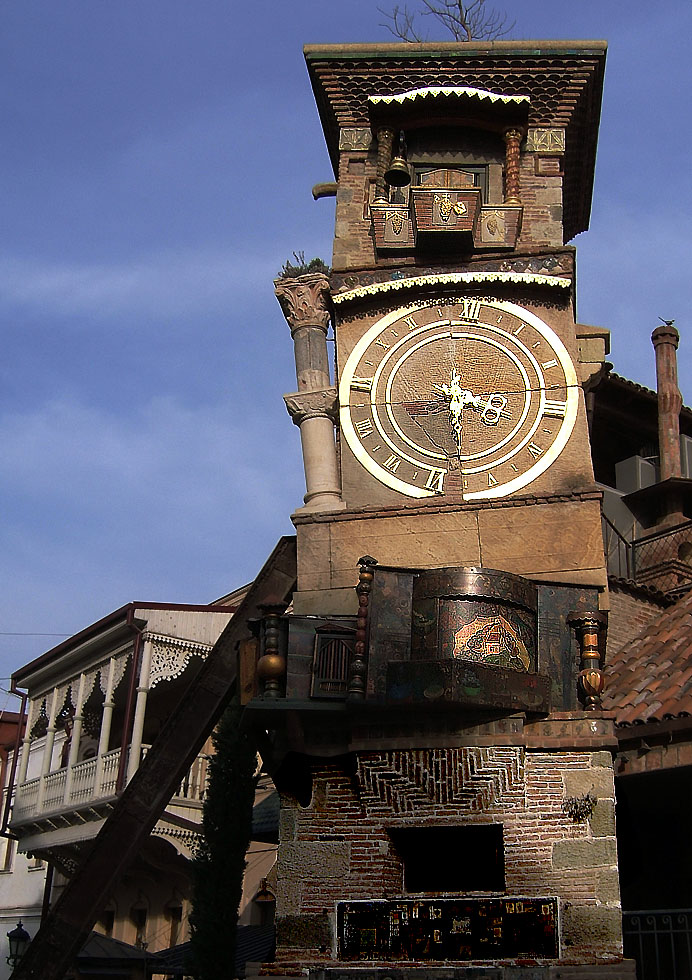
[652,321,682,480]
[652,321,684,525]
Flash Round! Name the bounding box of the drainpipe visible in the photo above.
[115,610,146,793]
[0,685,26,836]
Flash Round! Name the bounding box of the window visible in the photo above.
[167,905,182,948]
[0,836,15,873]
[310,625,355,699]
[131,907,148,949]
[414,166,488,202]
[97,910,115,939]
[388,825,505,893]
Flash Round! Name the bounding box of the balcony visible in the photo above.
[10,742,208,867]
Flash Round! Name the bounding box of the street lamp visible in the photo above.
[6,920,30,967]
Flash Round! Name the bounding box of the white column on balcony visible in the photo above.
[17,699,38,786]
[95,657,118,796]
[63,672,87,804]
[126,636,153,783]
[36,688,61,808]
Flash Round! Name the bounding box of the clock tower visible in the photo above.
[254,40,633,979]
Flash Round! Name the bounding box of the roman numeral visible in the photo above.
[459,298,481,321]
[543,399,567,417]
[513,324,525,335]
[403,315,419,330]
[528,442,544,459]
[383,454,402,472]
[487,472,498,487]
[351,377,373,391]
[375,339,390,350]
[425,469,446,493]
[542,358,558,370]
[355,418,373,438]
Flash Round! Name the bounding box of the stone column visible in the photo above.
[126,637,153,783]
[504,128,523,205]
[652,321,682,481]
[275,274,343,511]
[95,658,118,795]
[284,389,341,508]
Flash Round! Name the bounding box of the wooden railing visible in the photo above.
[12,744,207,825]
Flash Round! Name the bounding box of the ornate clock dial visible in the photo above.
[339,298,579,499]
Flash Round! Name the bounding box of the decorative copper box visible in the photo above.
[411,186,481,246]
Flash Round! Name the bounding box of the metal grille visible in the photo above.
[311,631,353,699]
[623,909,692,980]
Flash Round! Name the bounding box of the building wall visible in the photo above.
[606,580,669,658]
[275,747,621,964]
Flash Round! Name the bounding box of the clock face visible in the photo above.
[338,297,579,499]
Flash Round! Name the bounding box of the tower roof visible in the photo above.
[304,40,607,241]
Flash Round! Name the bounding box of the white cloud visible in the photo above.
[0,247,282,322]
[0,393,304,680]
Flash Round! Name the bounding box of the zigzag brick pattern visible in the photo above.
[357,747,525,814]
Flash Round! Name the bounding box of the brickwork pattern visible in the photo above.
[357,747,524,812]
[275,747,621,965]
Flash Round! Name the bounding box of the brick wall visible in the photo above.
[331,147,565,273]
[607,580,668,658]
[275,746,621,964]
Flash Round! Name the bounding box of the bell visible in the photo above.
[385,154,411,187]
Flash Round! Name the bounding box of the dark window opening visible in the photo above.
[98,910,115,939]
[389,825,505,893]
[167,905,182,948]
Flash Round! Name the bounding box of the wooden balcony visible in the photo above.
[11,744,207,832]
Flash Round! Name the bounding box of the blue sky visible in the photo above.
[1,0,690,690]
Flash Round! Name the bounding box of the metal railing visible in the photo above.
[602,512,634,579]
[623,909,692,980]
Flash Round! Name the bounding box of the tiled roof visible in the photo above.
[603,589,692,726]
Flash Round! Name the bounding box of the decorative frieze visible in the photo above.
[147,632,214,689]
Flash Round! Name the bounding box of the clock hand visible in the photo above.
[473,393,508,426]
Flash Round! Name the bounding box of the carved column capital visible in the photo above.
[274,274,331,334]
[283,388,338,426]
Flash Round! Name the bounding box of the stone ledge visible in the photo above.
[292,489,603,525]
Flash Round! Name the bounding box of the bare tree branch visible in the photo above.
[379,0,515,42]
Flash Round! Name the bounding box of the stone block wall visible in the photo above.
[275,746,621,964]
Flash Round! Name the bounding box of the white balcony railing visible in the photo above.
[12,744,207,826]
